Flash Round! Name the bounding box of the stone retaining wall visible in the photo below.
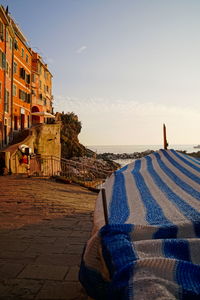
[1,123,61,174]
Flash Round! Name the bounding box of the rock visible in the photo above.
[97,150,155,161]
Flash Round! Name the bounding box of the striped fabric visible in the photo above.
[79,150,200,299]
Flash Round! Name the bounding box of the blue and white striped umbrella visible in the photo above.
[80,149,200,300]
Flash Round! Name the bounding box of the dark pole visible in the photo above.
[101,188,109,225]
[163,123,168,150]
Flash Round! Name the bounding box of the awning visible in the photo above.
[31,112,55,118]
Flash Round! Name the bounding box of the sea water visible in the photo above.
[88,144,199,154]
[87,144,199,167]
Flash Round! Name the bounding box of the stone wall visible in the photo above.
[33,124,61,157]
[1,123,61,174]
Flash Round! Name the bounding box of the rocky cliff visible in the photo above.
[56,112,93,159]
[56,112,119,173]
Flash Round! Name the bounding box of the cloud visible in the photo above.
[76,46,87,54]
[53,95,200,145]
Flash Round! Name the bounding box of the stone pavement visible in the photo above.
[0,175,97,300]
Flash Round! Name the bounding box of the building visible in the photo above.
[0,6,14,148]
[11,19,32,132]
[0,7,6,148]
[31,51,53,124]
[0,5,54,150]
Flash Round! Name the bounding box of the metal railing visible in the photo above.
[30,155,113,188]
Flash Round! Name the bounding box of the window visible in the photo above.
[19,89,26,101]
[32,73,35,82]
[20,68,26,79]
[14,39,18,50]
[13,84,17,96]
[19,89,30,103]
[9,37,12,50]
[46,85,49,92]
[4,90,9,112]
[21,48,24,58]
[44,84,46,92]
[13,62,17,74]
[0,50,6,69]
[14,116,18,130]
[6,62,8,74]
[0,21,4,41]
[26,74,30,84]
[26,93,31,103]
[9,67,11,78]
[26,54,28,63]
[39,80,42,88]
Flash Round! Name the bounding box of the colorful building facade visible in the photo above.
[0,7,6,148]
[12,20,32,132]
[0,6,14,147]
[31,51,53,124]
[0,5,53,149]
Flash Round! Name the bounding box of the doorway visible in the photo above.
[4,125,7,145]
[14,116,18,130]
[21,114,25,130]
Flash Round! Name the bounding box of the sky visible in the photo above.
[2,0,200,146]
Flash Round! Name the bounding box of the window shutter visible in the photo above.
[7,91,9,112]
[20,68,23,78]
[2,53,6,69]
[0,22,4,40]
[14,40,18,50]
[4,89,9,112]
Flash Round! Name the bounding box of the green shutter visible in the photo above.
[2,53,6,69]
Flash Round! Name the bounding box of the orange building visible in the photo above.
[0,6,14,148]
[31,51,53,124]
[11,20,32,132]
[0,6,54,149]
[0,7,6,148]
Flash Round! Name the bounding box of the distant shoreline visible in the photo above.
[88,144,199,156]
[97,149,200,161]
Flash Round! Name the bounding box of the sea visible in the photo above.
[87,144,200,166]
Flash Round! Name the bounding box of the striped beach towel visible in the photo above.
[79,149,200,299]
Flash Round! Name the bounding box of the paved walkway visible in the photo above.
[0,175,97,300]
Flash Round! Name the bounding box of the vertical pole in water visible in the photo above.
[163,123,168,150]
[101,188,109,225]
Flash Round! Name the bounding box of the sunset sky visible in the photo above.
[3,0,200,146]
